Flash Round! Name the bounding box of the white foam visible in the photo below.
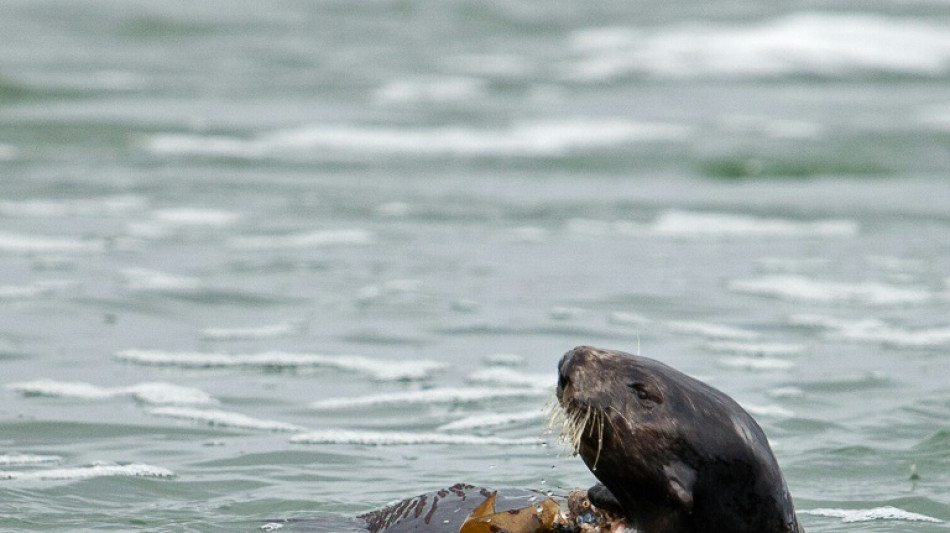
[607,312,650,327]
[145,119,690,159]
[704,341,804,356]
[148,407,305,432]
[114,349,445,381]
[437,411,544,432]
[123,383,217,406]
[129,208,242,238]
[373,76,487,105]
[121,268,202,293]
[465,368,554,389]
[650,210,858,239]
[0,232,106,254]
[229,229,375,250]
[289,429,540,446]
[8,380,117,400]
[0,280,79,302]
[768,386,804,399]
[730,275,933,305]
[6,379,217,406]
[308,387,549,410]
[0,453,63,466]
[790,314,950,348]
[667,321,760,340]
[151,208,241,227]
[0,463,174,482]
[740,403,795,418]
[717,357,796,371]
[568,13,950,81]
[199,321,307,341]
[802,506,942,523]
[0,195,148,218]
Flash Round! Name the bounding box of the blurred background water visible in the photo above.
[1,1,950,531]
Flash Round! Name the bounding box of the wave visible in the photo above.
[0,195,148,218]
[229,229,375,250]
[567,12,950,81]
[144,119,690,159]
[0,453,63,466]
[114,349,445,381]
[199,321,307,341]
[704,341,804,357]
[465,368,554,389]
[0,280,80,302]
[790,314,950,348]
[148,407,305,432]
[126,207,242,239]
[0,462,174,482]
[436,411,544,432]
[6,379,217,406]
[667,320,760,340]
[119,268,279,305]
[0,232,107,254]
[801,506,942,523]
[308,387,549,410]
[650,210,858,239]
[729,275,934,306]
[289,429,540,446]
[121,268,203,293]
[717,357,796,371]
[565,211,858,240]
[740,404,795,418]
[151,207,241,227]
[373,75,487,105]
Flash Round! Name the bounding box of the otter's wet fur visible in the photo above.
[553,346,803,533]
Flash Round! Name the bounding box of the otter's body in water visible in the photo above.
[555,346,803,533]
[280,345,802,533]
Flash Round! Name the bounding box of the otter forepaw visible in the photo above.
[586,483,623,516]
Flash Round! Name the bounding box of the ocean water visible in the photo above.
[1,1,950,531]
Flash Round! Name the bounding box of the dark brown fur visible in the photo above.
[556,346,803,533]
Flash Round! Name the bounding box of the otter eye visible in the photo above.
[629,382,660,403]
[631,383,649,400]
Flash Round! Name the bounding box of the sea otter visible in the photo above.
[554,345,803,533]
[277,345,803,533]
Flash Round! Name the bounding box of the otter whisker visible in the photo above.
[606,405,637,435]
[542,395,562,436]
[590,407,605,471]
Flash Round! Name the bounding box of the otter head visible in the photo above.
[554,345,801,533]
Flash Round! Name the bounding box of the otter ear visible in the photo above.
[663,461,696,510]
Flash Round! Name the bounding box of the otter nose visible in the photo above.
[558,346,599,388]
